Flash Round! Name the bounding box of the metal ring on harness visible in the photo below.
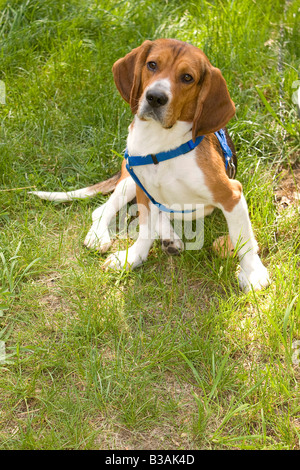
[227,161,236,179]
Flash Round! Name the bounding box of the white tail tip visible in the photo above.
[30,188,93,202]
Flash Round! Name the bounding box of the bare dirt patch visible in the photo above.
[274,165,300,210]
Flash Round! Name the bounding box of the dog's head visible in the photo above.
[112,39,235,141]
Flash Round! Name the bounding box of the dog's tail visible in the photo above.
[31,171,121,202]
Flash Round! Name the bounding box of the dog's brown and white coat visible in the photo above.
[33,39,270,292]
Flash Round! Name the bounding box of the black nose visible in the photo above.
[146,90,168,108]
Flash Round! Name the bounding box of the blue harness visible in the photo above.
[125,129,234,214]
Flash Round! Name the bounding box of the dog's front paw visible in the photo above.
[238,256,270,292]
[161,238,184,255]
[103,248,145,271]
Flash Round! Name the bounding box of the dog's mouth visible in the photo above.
[137,104,175,129]
[137,80,175,128]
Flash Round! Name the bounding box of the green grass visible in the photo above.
[0,0,299,450]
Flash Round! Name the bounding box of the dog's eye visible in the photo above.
[147,61,157,71]
[181,74,194,83]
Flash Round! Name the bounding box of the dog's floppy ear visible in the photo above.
[112,40,153,113]
[192,65,235,141]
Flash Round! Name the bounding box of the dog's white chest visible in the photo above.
[126,118,213,211]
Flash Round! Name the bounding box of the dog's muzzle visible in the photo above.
[146,89,169,108]
[138,79,171,125]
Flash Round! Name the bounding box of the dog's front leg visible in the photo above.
[156,211,184,255]
[220,182,270,292]
[103,186,158,270]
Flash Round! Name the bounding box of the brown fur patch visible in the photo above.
[196,135,242,212]
[136,185,150,224]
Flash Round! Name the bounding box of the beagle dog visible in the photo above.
[33,39,270,292]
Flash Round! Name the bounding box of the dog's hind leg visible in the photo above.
[84,176,136,252]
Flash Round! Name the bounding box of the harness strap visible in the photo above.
[125,163,189,213]
[214,129,232,169]
[125,135,204,168]
[125,130,234,214]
